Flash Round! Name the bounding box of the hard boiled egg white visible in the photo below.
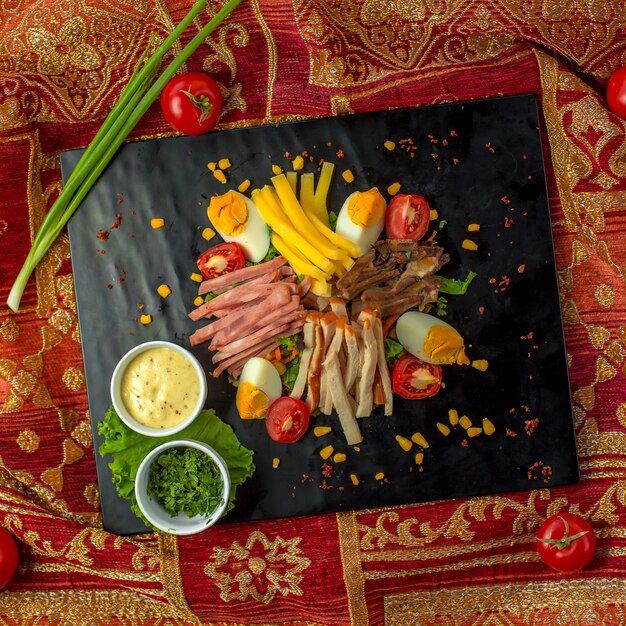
[335,188,386,252]
[236,357,282,420]
[208,190,270,262]
[396,311,470,366]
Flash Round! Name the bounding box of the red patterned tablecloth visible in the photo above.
[1,1,626,623]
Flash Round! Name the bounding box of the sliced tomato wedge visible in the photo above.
[266,397,310,443]
[392,354,442,399]
[197,242,246,279]
[385,194,431,241]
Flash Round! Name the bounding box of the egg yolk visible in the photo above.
[347,188,386,227]
[236,381,270,419]
[423,325,470,365]
[208,191,248,236]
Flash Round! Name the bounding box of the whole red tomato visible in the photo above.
[0,527,18,589]
[536,512,596,573]
[160,72,222,135]
[607,66,626,119]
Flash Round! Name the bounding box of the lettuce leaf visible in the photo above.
[384,338,406,366]
[98,406,255,529]
[435,271,477,295]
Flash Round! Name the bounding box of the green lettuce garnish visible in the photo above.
[98,406,255,530]
[384,338,406,366]
[435,271,477,295]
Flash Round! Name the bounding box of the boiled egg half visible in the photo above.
[396,311,470,366]
[335,188,386,252]
[208,190,270,262]
[236,357,282,420]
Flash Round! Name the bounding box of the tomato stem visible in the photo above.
[181,89,214,124]
[537,515,589,550]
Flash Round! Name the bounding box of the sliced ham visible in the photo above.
[212,339,278,378]
[197,256,286,295]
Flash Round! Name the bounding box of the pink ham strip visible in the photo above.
[197,256,286,295]
[210,295,300,349]
[211,311,305,364]
[189,286,292,346]
[212,339,278,378]
[189,283,277,321]
[298,276,312,297]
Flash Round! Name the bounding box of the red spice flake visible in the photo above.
[501,195,510,204]
[284,151,292,159]
[489,277,496,284]
[106,283,113,289]
[442,139,449,146]
[527,460,545,480]
[517,264,526,274]
[506,428,518,437]
[504,216,515,228]
[326,141,333,147]
[131,209,137,217]
[478,306,485,315]
[523,154,527,159]
[301,150,309,157]
[339,486,345,491]
[309,155,314,162]
[111,213,123,229]
[321,463,333,478]
[97,229,110,240]
[428,135,439,144]
[452,158,459,165]
[450,130,458,137]
[485,142,495,153]
[431,153,439,159]
[97,249,106,254]
[541,465,553,483]
[300,473,312,484]
[461,439,468,447]
[336,149,344,158]
[524,418,539,436]
[319,480,334,490]
[520,331,534,340]
[522,405,531,413]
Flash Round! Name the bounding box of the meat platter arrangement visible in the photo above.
[63,95,579,534]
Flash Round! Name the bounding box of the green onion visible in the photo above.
[7,0,243,312]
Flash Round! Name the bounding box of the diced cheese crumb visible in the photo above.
[395,435,413,452]
[140,314,152,325]
[459,415,472,430]
[467,223,480,232]
[207,162,217,171]
[353,446,361,452]
[218,158,231,170]
[213,169,227,184]
[430,209,438,221]
[414,452,424,465]
[272,457,280,468]
[292,155,305,170]
[150,218,165,229]
[320,445,334,460]
[314,426,332,437]
[467,427,483,438]
[482,418,496,436]
[333,453,347,463]
[190,272,203,283]
[374,472,385,481]
[410,431,429,448]
[193,296,204,307]
[271,360,287,375]
[157,284,171,298]
[272,164,283,176]
[342,169,355,183]
[238,179,251,193]
[350,473,360,485]
[437,422,451,436]
[462,238,478,250]
[383,140,396,151]
[202,227,216,241]
[387,182,401,196]
[472,359,489,371]
[448,408,459,426]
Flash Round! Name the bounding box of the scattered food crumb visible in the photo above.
[374,472,385,481]
[238,179,251,193]
[395,435,413,452]
[471,359,489,371]
[272,457,280,469]
[319,445,334,460]
[202,227,216,241]
[387,182,401,196]
[342,169,355,183]
[292,155,304,170]
[218,158,231,170]
[140,314,152,325]
[350,474,360,485]
[157,284,171,298]
[207,161,217,171]
[437,422,451,436]
[462,239,478,251]
[272,164,283,176]
[213,169,227,184]
[190,272,203,283]
[383,140,395,151]
[467,223,480,232]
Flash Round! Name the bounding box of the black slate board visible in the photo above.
[63,94,578,535]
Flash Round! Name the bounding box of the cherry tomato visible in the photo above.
[266,397,310,443]
[197,242,246,279]
[392,354,442,399]
[385,194,431,241]
[607,66,626,119]
[536,513,596,573]
[160,72,222,136]
[0,527,18,589]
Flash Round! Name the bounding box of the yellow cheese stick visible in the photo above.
[252,188,335,274]
[306,211,362,258]
[272,174,348,262]
[299,172,320,222]
[313,162,335,222]
[310,278,332,297]
[271,233,331,282]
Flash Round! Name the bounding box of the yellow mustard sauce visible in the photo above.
[120,347,200,428]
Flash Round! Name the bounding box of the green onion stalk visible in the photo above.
[7,0,243,312]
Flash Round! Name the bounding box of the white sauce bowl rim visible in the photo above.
[110,340,207,437]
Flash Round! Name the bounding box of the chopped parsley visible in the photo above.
[148,447,224,518]
[204,292,218,302]
[328,211,338,231]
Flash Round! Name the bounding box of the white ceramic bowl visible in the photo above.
[110,340,207,437]
[135,439,231,535]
